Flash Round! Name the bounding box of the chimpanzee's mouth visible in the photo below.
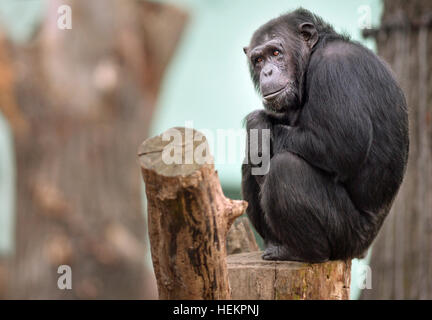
[263,85,287,100]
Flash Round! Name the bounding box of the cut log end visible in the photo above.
[227,252,351,300]
[138,127,213,177]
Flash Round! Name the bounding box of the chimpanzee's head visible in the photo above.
[244,9,331,113]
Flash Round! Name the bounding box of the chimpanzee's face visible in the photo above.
[246,37,297,112]
[244,23,318,113]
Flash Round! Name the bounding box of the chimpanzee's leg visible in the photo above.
[260,152,369,262]
[242,110,278,244]
[241,163,279,244]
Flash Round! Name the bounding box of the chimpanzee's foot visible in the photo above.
[262,244,330,263]
[262,244,295,261]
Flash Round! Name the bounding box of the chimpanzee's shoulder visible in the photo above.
[317,39,376,63]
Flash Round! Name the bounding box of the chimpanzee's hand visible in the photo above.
[245,110,273,131]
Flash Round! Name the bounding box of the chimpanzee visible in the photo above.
[242,8,409,262]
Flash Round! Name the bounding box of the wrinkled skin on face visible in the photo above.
[244,22,318,114]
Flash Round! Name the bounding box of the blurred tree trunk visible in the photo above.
[363,0,432,299]
[0,0,187,299]
[0,259,8,298]
[0,30,17,300]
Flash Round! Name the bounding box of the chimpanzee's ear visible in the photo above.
[243,47,249,55]
[299,23,318,48]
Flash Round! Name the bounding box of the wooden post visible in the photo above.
[227,216,260,255]
[138,127,247,299]
[227,252,351,300]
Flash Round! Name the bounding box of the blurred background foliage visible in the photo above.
[0,0,431,300]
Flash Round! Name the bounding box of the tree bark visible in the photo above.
[0,259,8,299]
[362,0,432,299]
[227,216,259,255]
[0,0,187,299]
[227,252,351,300]
[139,127,247,299]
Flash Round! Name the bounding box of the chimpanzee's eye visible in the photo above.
[273,50,281,56]
[255,57,263,64]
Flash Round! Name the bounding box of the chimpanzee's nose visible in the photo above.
[260,64,287,98]
[262,66,273,77]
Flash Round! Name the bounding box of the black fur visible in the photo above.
[242,8,409,262]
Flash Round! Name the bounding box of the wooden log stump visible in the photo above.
[227,252,351,300]
[138,127,247,299]
[227,216,260,255]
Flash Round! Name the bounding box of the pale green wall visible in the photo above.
[0,0,42,256]
[0,0,44,44]
[0,114,15,255]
